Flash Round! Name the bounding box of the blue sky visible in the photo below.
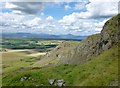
[43,2,88,20]
[0,0,118,36]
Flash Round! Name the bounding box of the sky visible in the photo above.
[0,0,119,36]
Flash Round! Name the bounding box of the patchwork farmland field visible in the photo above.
[1,38,64,86]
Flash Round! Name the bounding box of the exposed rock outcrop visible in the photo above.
[72,13,119,63]
[34,14,120,67]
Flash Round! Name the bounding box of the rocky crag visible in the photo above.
[34,14,119,67]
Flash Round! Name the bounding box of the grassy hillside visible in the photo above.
[2,13,119,87]
[2,44,118,86]
[33,41,80,67]
[34,14,119,66]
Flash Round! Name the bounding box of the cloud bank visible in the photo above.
[1,0,119,36]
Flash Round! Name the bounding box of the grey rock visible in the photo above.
[57,79,65,87]
[24,77,27,80]
[20,77,28,81]
[48,79,55,85]
[20,78,24,82]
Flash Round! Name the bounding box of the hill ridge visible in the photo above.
[34,14,119,67]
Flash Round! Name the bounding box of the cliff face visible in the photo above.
[34,14,119,67]
[72,14,119,64]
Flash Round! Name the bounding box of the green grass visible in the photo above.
[2,45,118,86]
[1,50,44,74]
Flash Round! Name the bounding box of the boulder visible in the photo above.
[20,77,28,82]
[48,79,55,85]
[20,78,24,82]
[57,79,65,87]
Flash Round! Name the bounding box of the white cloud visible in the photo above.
[1,0,118,36]
[5,2,18,8]
[27,17,41,26]
[46,16,54,21]
[74,2,86,10]
[12,10,22,14]
[64,5,71,10]
[62,0,118,20]
[58,12,110,35]
[57,0,118,35]
[4,2,44,15]
[59,13,78,25]
[83,0,118,18]
[94,19,109,28]
[0,12,24,24]
[1,12,59,34]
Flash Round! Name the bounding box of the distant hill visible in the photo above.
[2,33,87,41]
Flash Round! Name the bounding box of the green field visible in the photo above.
[1,38,62,52]
[1,38,64,86]
[1,38,63,73]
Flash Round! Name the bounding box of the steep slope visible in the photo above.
[34,14,119,67]
[33,41,80,67]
